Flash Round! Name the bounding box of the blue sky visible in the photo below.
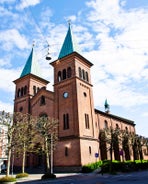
[0,0,148,137]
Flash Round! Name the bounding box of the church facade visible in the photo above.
[13,25,145,171]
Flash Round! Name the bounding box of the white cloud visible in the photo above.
[0,67,21,93]
[0,101,13,113]
[16,0,41,10]
[0,29,29,50]
[83,0,148,108]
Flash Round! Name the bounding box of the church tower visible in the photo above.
[51,24,99,171]
[13,47,49,114]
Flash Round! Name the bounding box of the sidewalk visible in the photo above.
[0,173,80,183]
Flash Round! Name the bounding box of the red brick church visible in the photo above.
[13,25,146,171]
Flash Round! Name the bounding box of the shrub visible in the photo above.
[82,161,102,173]
[16,172,29,178]
[0,176,16,183]
[41,173,56,180]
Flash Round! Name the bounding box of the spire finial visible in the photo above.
[68,19,71,27]
[32,40,35,48]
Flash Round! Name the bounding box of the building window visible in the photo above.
[63,69,67,80]
[67,67,72,78]
[17,89,21,97]
[40,95,46,106]
[33,86,36,95]
[85,114,89,129]
[104,120,108,129]
[79,67,82,78]
[83,92,87,97]
[63,114,69,129]
[82,69,85,80]
[58,71,62,82]
[89,146,91,155]
[86,72,89,82]
[65,147,68,156]
[125,126,128,132]
[24,86,27,95]
[21,87,24,96]
[116,124,119,129]
[19,107,23,112]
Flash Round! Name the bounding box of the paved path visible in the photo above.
[1,170,148,184]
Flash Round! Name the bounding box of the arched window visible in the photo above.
[40,95,46,106]
[116,124,119,129]
[85,114,89,129]
[82,69,85,80]
[89,146,91,155]
[86,72,89,82]
[63,114,69,129]
[78,67,82,78]
[37,87,40,92]
[21,87,24,96]
[125,126,128,132]
[58,71,62,82]
[19,106,23,112]
[63,69,66,80]
[33,86,36,95]
[104,120,108,129]
[65,147,68,156]
[17,89,21,97]
[67,67,72,78]
[24,86,27,95]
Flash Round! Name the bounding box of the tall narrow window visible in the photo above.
[21,87,24,96]
[17,89,21,97]
[24,86,27,95]
[78,67,82,78]
[63,69,66,80]
[58,71,62,82]
[104,120,108,129]
[125,126,128,133]
[89,146,91,155]
[33,86,36,95]
[65,147,68,156]
[67,67,72,78]
[82,69,85,80]
[85,114,89,129]
[63,114,69,129]
[40,95,46,105]
[86,72,89,82]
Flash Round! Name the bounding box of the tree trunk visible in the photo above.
[22,143,26,173]
[45,137,50,174]
[6,145,11,176]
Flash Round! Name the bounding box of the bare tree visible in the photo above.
[13,112,38,173]
[36,115,58,175]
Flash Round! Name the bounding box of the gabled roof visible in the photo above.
[58,24,80,59]
[20,47,42,78]
[95,109,135,126]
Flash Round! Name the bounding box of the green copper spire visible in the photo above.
[20,47,42,78]
[58,23,79,59]
[104,99,110,113]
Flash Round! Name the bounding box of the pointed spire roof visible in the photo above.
[104,99,110,113]
[104,99,109,109]
[58,23,80,59]
[20,47,42,78]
